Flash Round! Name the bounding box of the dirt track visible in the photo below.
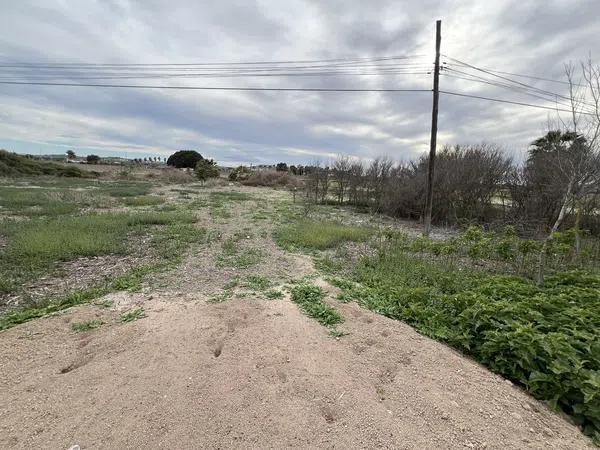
[0,288,594,449]
[0,187,594,449]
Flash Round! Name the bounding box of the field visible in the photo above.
[0,172,598,448]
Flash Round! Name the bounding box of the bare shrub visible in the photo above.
[240,170,301,188]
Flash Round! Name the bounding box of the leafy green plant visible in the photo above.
[120,308,146,323]
[290,284,343,328]
[337,241,600,441]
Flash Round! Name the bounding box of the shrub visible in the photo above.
[195,159,220,182]
[86,154,101,164]
[239,170,300,188]
[166,150,203,168]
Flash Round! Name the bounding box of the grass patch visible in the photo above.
[71,319,103,332]
[290,283,343,329]
[276,221,371,250]
[264,289,284,300]
[337,242,600,443]
[122,195,165,207]
[120,307,146,323]
[244,274,272,291]
[103,183,150,197]
[209,191,254,202]
[0,285,111,331]
[0,210,198,295]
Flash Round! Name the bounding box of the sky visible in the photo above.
[0,0,598,166]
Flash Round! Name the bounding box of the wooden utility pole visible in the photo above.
[423,19,442,236]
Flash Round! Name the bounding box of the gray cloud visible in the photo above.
[0,0,598,165]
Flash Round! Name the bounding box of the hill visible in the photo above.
[0,150,85,177]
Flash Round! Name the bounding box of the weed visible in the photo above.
[210,191,254,202]
[329,328,347,338]
[94,299,114,309]
[71,319,103,332]
[290,283,343,328]
[123,195,165,207]
[264,289,284,300]
[337,240,600,441]
[120,308,146,323]
[276,221,371,250]
[244,274,272,291]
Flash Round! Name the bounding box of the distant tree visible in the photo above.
[276,162,288,172]
[289,165,298,175]
[66,150,76,160]
[86,154,101,164]
[167,150,203,168]
[195,159,219,183]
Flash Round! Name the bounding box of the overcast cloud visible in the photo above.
[0,0,598,165]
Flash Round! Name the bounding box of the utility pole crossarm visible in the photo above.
[423,19,442,236]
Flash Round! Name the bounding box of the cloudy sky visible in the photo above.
[0,0,598,165]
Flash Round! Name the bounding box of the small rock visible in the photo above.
[504,379,513,386]
[68,446,80,450]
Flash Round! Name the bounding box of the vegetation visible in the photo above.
[328,229,600,443]
[195,158,220,182]
[122,195,165,207]
[71,319,103,332]
[0,150,85,177]
[276,221,371,250]
[290,283,343,332]
[167,150,203,168]
[120,307,146,323]
[86,154,101,164]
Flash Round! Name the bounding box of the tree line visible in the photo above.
[301,132,600,238]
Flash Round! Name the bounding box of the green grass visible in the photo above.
[120,307,146,323]
[103,183,150,197]
[0,186,102,216]
[71,319,103,332]
[0,285,111,331]
[244,274,272,291]
[264,289,284,300]
[276,221,372,250]
[290,283,343,329]
[216,248,263,269]
[334,242,600,443]
[209,191,254,202]
[123,195,165,207]
[0,210,199,295]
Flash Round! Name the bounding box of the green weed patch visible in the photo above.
[336,244,600,442]
[290,283,343,329]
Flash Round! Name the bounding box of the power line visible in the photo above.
[442,70,595,113]
[0,80,432,92]
[439,90,597,115]
[0,54,428,68]
[444,56,570,98]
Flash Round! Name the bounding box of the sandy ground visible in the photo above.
[0,186,594,449]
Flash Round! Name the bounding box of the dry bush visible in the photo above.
[240,170,301,188]
[152,168,196,184]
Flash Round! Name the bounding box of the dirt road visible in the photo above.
[0,187,594,449]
